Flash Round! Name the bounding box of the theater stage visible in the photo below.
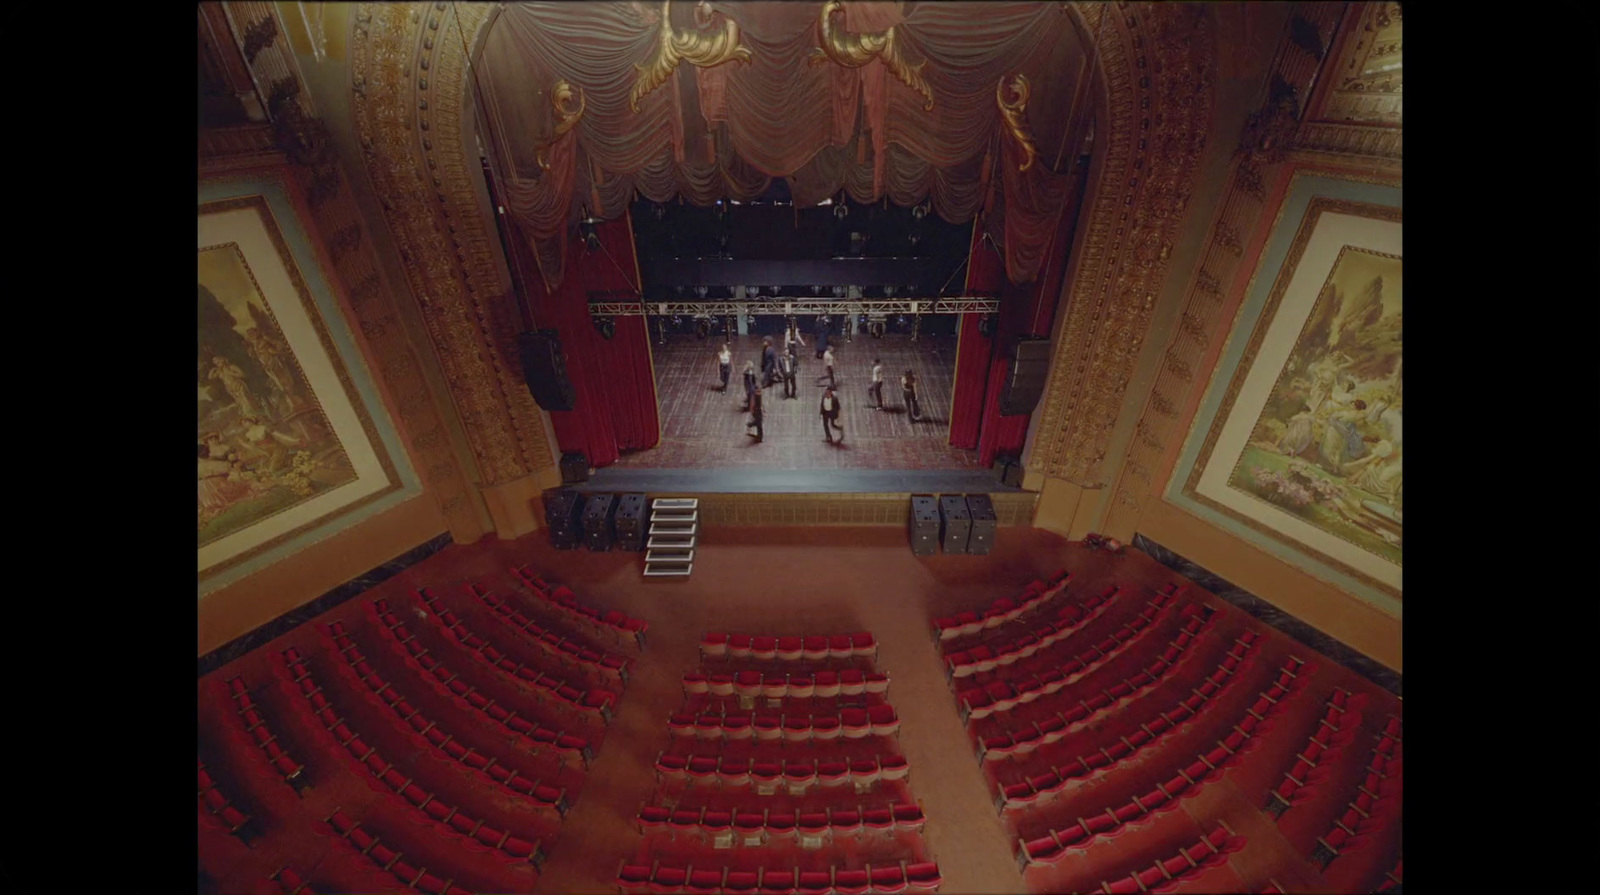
[614,333,982,472]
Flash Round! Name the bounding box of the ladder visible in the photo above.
[644,497,698,578]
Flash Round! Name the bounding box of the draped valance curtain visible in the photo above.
[476,1,1096,290]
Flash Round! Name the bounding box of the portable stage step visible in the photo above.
[644,497,700,579]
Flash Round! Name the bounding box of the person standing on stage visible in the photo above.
[747,386,764,442]
[717,342,732,390]
[816,345,836,387]
[814,315,830,359]
[902,369,922,421]
[761,336,777,387]
[869,358,885,410]
[785,323,806,364]
[820,386,843,443]
[778,349,797,399]
[742,360,757,411]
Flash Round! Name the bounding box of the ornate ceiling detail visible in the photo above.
[1026,1,1217,486]
[1294,2,1401,161]
[630,0,753,112]
[996,74,1037,173]
[810,0,934,111]
[536,80,586,171]
[350,2,554,488]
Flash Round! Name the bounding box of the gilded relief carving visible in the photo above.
[996,75,1038,173]
[810,0,935,111]
[351,2,555,488]
[632,0,753,111]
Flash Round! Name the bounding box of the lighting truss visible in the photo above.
[584,297,1002,317]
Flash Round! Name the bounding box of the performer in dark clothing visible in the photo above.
[901,369,922,421]
[761,337,777,387]
[777,350,797,398]
[742,361,757,411]
[820,387,843,443]
[814,316,830,359]
[747,387,764,442]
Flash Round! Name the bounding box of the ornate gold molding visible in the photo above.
[631,0,752,112]
[350,2,556,489]
[535,80,585,171]
[1097,2,1349,538]
[996,75,1037,173]
[1027,2,1217,486]
[809,0,934,111]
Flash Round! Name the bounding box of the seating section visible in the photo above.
[411,588,619,726]
[198,758,254,841]
[623,630,942,893]
[1087,823,1247,894]
[370,598,594,767]
[322,807,476,895]
[932,569,1074,641]
[268,866,317,895]
[225,676,307,791]
[933,560,1400,895]
[1376,857,1402,892]
[466,583,631,686]
[513,564,649,648]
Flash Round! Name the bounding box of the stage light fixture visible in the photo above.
[978,313,998,338]
[594,316,616,340]
[694,316,712,339]
[578,207,602,252]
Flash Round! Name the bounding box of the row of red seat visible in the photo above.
[1265,688,1365,817]
[1376,856,1402,891]
[944,584,1122,678]
[685,670,890,701]
[369,599,596,765]
[277,647,549,865]
[225,676,307,791]
[668,706,901,742]
[976,608,1221,762]
[932,569,1074,641]
[1090,822,1246,894]
[513,565,649,648]
[198,758,254,840]
[321,622,571,818]
[1310,719,1403,867]
[701,633,879,663]
[460,583,631,686]
[322,808,478,895]
[656,753,911,795]
[956,592,1179,721]
[408,591,619,726]
[997,652,1300,812]
[1018,680,1295,867]
[638,804,927,845]
[268,866,316,895]
[618,860,943,894]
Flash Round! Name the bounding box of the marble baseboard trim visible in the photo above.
[1132,533,1401,696]
[198,532,453,677]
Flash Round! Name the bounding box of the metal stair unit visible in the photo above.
[644,498,698,578]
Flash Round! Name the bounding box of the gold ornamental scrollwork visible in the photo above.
[630,0,753,112]
[809,0,934,112]
[536,80,586,171]
[996,74,1037,172]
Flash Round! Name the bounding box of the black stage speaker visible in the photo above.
[543,488,584,550]
[518,329,577,412]
[910,494,939,557]
[993,456,1024,488]
[613,493,647,552]
[965,493,998,556]
[560,451,590,484]
[1000,337,1051,417]
[939,494,971,555]
[582,493,619,552]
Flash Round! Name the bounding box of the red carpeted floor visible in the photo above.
[198,527,1399,895]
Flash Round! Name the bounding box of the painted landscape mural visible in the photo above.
[1228,246,1402,564]
[198,244,354,546]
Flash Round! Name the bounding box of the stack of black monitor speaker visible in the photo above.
[582,494,619,552]
[544,489,584,550]
[613,493,647,552]
[910,493,998,556]
[909,495,940,556]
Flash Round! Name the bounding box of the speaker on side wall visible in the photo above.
[999,336,1051,417]
[517,329,577,412]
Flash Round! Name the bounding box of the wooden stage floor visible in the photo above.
[615,333,985,470]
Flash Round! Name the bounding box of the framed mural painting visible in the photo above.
[1185,196,1401,599]
[198,195,402,580]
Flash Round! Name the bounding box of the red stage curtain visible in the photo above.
[948,218,1005,449]
[527,216,661,468]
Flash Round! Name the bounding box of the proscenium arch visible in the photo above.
[349,1,1216,491]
